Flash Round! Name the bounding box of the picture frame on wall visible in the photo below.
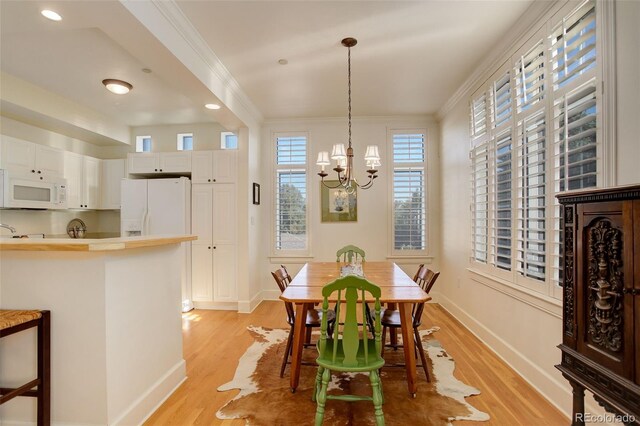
[321,181,357,222]
[253,183,260,205]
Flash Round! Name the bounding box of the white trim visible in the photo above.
[112,360,186,426]
[237,291,264,314]
[261,289,282,301]
[598,0,617,187]
[268,255,315,261]
[193,300,238,311]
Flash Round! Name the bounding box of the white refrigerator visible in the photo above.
[121,177,192,311]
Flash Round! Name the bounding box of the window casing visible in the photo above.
[177,133,193,151]
[274,133,308,253]
[221,132,238,150]
[391,130,427,254]
[469,0,602,299]
[135,136,151,152]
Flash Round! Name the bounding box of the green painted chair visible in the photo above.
[335,245,366,263]
[312,276,385,426]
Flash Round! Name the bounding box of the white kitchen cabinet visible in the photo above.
[100,159,125,209]
[0,137,64,178]
[64,152,101,209]
[191,150,237,183]
[191,183,237,306]
[127,152,191,174]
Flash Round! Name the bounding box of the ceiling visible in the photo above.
[0,0,534,136]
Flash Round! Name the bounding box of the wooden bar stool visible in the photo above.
[0,310,51,426]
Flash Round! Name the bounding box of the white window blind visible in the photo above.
[471,93,488,138]
[492,72,512,128]
[275,135,307,251]
[471,141,489,263]
[492,131,512,270]
[515,40,545,113]
[550,0,596,91]
[392,132,426,252]
[516,111,547,281]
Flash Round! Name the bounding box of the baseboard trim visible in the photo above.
[112,359,186,426]
[436,294,608,420]
[261,289,281,301]
[193,301,238,311]
[237,291,263,313]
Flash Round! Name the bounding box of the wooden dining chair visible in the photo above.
[312,275,385,426]
[335,245,366,263]
[380,267,440,382]
[272,267,336,378]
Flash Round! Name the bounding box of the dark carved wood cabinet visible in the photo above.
[557,185,640,425]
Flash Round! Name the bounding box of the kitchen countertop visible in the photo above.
[0,234,197,251]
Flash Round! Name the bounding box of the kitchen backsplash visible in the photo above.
[0,209,120,237]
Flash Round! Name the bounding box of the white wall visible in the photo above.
[260,116,440,296]
[129,122,231,153]
[436,0,640,418]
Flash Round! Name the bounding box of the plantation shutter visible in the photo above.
[514,40,545,113]
[492,131,512,270]
[392,133,426,251]
[516,111,547,282]
[550,0,596,91]
[471,140,489,263]
[492,71,512,129]
[275,135,307,251]
[471,93,488,139]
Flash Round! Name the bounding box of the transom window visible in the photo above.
[177,133,193,151]
[135,135,152,153]
[221,132,238,150]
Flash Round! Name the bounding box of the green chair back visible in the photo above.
[314,275,385,425]
[335,245,366,263]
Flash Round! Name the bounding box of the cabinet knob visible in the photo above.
[31,169,35,173]
[213,246,216,249]
[208,246,212,249]
[37,170,41,174]
[213,179,216,182]
[40,177,43,180]
[154,168,158,172]
[208,179,211,182]
[160,169,163,172]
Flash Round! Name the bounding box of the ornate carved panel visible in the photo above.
[564,205,575,338]
[586,219,624,353]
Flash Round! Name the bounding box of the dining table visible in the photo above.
[280,261,431,397]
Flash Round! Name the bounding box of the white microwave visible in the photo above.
[0,170,67,209]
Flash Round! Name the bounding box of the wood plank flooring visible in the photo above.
[144,301,568,425]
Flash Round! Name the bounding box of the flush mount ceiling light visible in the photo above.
[316,37,380,194]
[205,103,221,110]
[41,9,62,21]
[102,79,133,95]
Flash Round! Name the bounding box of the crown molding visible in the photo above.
[263,114,435,126]
[122,0,263,128]
[436,0,567,121]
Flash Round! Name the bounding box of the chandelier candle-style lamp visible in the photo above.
[317,37,380,194]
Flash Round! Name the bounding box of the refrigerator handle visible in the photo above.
[142,209,149,236]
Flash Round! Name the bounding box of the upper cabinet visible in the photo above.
[0,138,64,178]
[100,159,126,210]
[127,152,192,174]
[64,152,101,209]
[192,150,237,183]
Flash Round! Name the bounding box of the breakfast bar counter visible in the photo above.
[0,235,195,425]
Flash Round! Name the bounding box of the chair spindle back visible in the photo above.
[272,268,296,325]
[335,245,366,263]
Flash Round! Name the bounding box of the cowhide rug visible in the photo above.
[217,326,489,425]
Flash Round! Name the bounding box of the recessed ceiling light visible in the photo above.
[41,10,62,21]
[102,79,133,95]
[205,103,221,110]
[278,59,288,65]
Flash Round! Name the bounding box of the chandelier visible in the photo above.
[316,37,380,194]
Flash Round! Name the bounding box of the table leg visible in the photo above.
[290,302,312,392]
[399,303,417,396]
[387,302,398,347]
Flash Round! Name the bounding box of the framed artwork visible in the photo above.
[321,181,357,222]
[253,183,260,205]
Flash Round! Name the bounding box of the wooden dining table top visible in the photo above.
[281,261,431,303]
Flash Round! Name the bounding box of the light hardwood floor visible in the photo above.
[144,301,568,425]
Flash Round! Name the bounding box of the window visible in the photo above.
[135,136,151,152]
[391,131,426,252]
[469,0,600,297]
[177,133,193,151]
[274,133,308,252]
[221,132,238,149]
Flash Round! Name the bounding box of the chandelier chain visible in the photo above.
[348,45,352,149]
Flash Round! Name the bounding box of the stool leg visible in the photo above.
[38,311,51,426]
